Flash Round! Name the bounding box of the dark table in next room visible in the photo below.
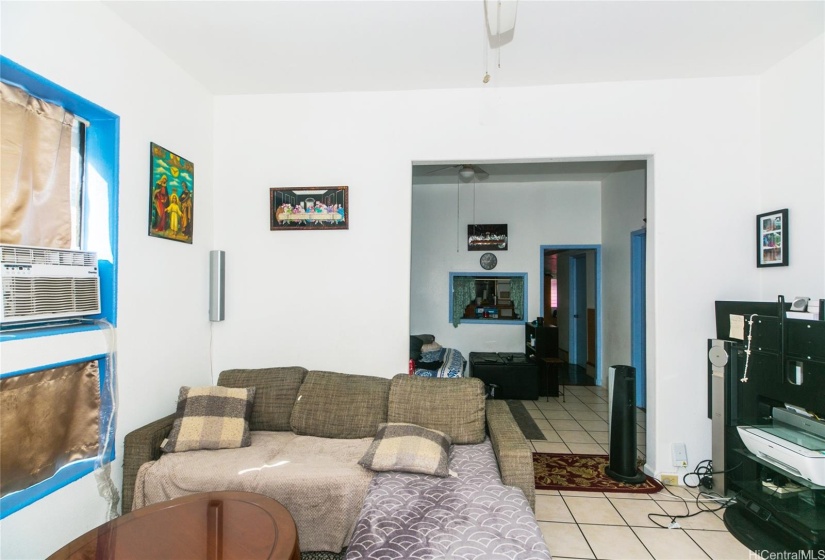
[468,352,539,400]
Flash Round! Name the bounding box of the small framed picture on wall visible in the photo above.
[756,208,788,267]
[149,143,194,244]
[467,224,508,251]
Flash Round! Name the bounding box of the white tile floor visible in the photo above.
[522,384,755,560]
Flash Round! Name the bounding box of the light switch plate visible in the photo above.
[672,442,688,468]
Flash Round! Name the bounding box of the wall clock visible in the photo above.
[480,252,497,270]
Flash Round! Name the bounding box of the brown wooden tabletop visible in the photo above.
[47,491,300,560]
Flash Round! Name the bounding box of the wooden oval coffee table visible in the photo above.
[47,491,300,560]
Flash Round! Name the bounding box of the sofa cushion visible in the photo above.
[290,371,391,439]
[387,374,486,444]
[359,423,451,477]
[161,385,255,453]
[217,366,307,431]
[347,438,552,559]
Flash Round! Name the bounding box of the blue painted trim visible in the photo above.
[569,254,591,369]
[85,115,120,326]
[0,57,115,117]
[631,229,647,408]
[449,272,528,325]
[0,322,102,342]
[0,55,119,327]
[540,245,602,385]
[0,459,97,520]
[595,250,602,386]
[539,262,544,315]
[450,271,526,278]
[567,255,579,366]
[459,319,524,326]
[0,355,115,520]
[1,354,108,379]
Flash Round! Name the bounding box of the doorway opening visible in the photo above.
[541,245,601,386]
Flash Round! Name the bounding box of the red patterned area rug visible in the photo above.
[534,453,663,494]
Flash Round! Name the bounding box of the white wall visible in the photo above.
[601,169,646,377]
[0,3,215,558]
[213,76,763,483]
[410,180,601,360]
[760,34,825,299]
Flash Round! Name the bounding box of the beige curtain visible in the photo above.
[0,361,101,497]
[0,81,74,248]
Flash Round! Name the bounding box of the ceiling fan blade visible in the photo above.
[473,165,490,180]
[425,165,458,175]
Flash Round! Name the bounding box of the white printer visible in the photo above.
[737,406,825,487]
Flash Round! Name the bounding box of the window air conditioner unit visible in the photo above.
[1,244,101,325]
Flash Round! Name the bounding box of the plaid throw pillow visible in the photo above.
[161,386,256,453]
[358,423,452,477]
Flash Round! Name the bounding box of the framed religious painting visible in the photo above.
[467,224,508,251]
[148,142,194,244]
[270,186,348,230]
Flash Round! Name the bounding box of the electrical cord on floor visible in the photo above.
[683,460,743,492]
[683,459,714,489]
[647,460,739,529]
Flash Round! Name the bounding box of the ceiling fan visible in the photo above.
[426,164,490,182]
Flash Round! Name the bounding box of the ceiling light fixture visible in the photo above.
[482,0,519,84]
[459,166,475,181]
[485,0,518,38]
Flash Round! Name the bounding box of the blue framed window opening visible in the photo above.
[0,56,119,518]
[450,272,527,326]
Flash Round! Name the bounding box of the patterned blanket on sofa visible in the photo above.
[414,347,466,378]
[345,438,551,559]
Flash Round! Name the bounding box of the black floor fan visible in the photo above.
[606,365,646,484]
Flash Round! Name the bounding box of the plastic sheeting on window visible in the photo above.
[0,361,100,497]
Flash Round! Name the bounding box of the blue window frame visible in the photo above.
[0,56,119,519]
[449,272,527,325]
[0,55,119,328]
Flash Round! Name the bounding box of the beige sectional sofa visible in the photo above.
[122,367,542,556]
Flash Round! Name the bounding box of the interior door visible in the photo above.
[631,229,647,408]
[570,253,588,368]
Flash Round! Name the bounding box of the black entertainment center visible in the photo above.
[710,296,825,553]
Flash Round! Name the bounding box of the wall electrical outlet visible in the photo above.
[661,473,679,486]
[672,442,688,468]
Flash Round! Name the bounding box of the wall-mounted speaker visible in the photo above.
[209,250,225,322]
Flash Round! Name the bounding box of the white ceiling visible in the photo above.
[103,0,824,96]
